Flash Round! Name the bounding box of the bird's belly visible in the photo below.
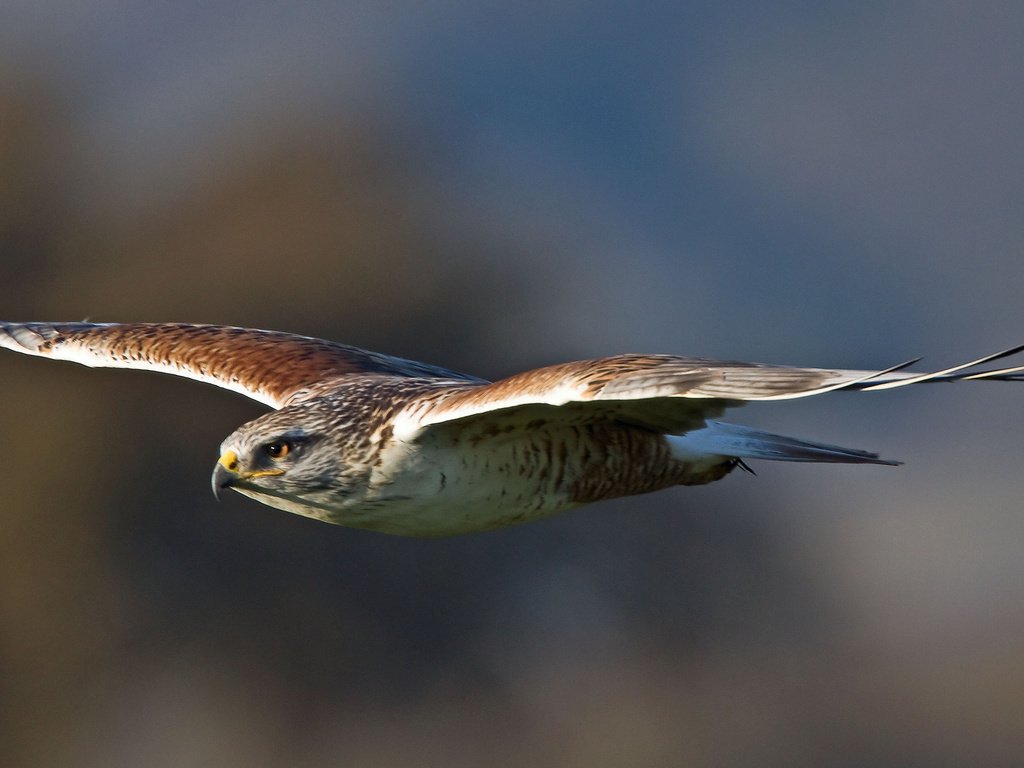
[344,442,580,536]
[321,424,728,537]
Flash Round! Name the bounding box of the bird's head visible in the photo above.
[211,401,356,518]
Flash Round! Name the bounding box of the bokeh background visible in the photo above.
[2,3,1023,766]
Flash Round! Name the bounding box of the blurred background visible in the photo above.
[2,3,1023,766]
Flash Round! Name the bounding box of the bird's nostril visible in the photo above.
[218,450,240,473]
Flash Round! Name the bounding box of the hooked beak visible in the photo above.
[211,450,286,501]
[212,450,240,501]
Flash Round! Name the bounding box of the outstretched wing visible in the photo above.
[397,346,1024,439]
[0,322,482,408]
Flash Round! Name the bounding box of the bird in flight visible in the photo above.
[2,322,1022,537]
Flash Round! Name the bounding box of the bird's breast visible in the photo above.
[341,421,729,536]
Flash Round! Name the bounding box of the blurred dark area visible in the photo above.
[2,4,1023,767]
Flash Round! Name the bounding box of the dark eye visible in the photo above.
[264,441,291,460]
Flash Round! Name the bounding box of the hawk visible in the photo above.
[2,322,1022,537]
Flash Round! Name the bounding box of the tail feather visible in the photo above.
[669,421,900,466]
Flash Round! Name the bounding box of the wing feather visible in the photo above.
[404,347,1024,438]
[0,322,481,408]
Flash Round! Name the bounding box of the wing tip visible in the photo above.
[859,344,1024,391]
[0,322,50,354]
[0,322,118,357]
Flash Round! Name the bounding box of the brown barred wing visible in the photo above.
[0,322,482,409]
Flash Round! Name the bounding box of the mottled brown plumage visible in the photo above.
[2,321,1022,536]
[0,322,479,407]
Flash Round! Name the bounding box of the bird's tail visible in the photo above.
[669,421,900,466]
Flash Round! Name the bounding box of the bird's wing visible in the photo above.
[398,347,1024,439]
[0,322,481,409]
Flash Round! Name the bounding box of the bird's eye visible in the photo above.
[264,441,291,460]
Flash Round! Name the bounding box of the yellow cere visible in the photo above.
[218,451,239,472]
